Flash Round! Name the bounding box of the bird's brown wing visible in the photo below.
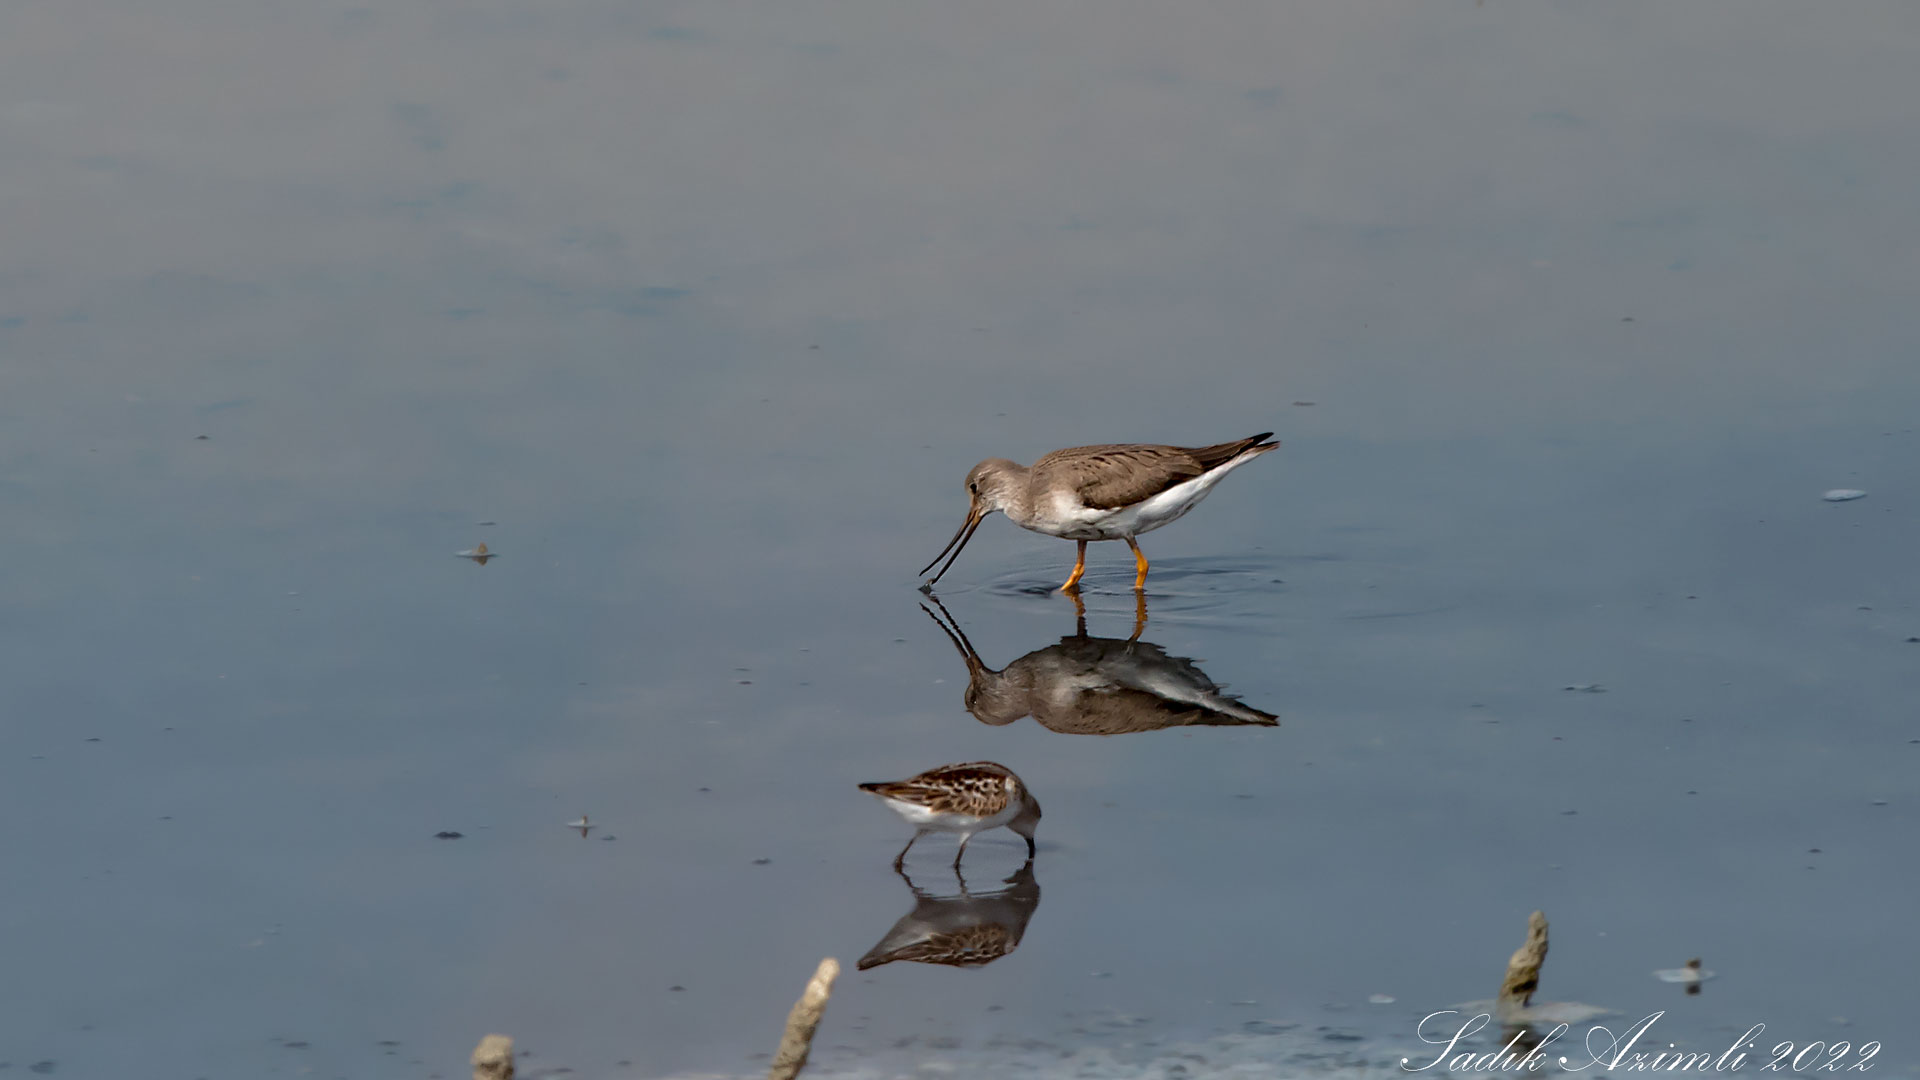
[859,762,1013,817]
[1040,433,1275,512]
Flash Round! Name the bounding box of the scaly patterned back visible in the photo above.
[860,761,1018,817]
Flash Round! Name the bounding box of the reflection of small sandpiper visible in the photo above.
[1654,957,1714,995]
[859,762,1041,870]
[457,542,495,565]
[857,861,1041,971]
[920,433,1279,591]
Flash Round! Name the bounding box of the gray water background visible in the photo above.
[2,2,1917,1076]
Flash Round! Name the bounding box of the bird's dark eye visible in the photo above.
[969,481,979,494]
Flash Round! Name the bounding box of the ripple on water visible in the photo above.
[943,555,1309,629]
[926,551,1454,633]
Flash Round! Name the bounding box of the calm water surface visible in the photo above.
[3,2,1917,1077]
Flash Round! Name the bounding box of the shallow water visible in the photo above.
[3,2,1917,1077]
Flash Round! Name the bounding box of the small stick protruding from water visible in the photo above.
[768,957,839,1080]
[471,1034,514,1080]
[1497,910,1550,1021]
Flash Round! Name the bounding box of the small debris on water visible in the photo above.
[1654,958,1713,985]
[195,434,209,440]
[752,857,771,865]
[1292,400,1316,406]
[566,816,593,836]
[434,831,463,840]
[1368,994,1396,1005]
[457,542,495,564]
[1562,683,1606,693]
[475,520,497,526]
[1822,489,1868,502]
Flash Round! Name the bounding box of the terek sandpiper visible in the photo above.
[859,761,1041,869]
[919,432,1279,591]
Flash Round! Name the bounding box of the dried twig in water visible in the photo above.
[1497,910,1550,1021]
[768,957,840,1080]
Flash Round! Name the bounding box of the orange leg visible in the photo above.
[1059,540,1088,591]
[1130,590,1148,641]
[1125,537,1149,591]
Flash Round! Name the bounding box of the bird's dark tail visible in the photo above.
[1189,431,1280,471]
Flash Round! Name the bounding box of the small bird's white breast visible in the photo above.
[879,797,1002,832]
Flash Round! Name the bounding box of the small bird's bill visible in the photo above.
[919,506,985,584]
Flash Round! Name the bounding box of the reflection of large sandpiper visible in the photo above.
[920,433,1280,591]
[921,596,1278,734]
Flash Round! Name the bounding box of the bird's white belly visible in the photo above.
[885,799,1014,833]
[1047,470,1226,541]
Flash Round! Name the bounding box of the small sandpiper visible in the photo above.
[859,761,1041,869]
[919,432,1279,591]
